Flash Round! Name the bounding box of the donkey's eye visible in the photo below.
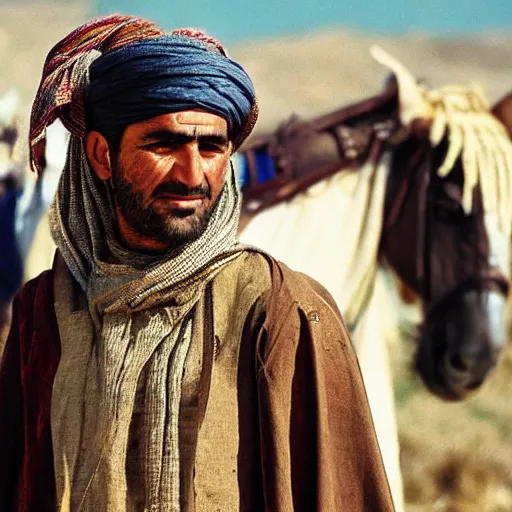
[432,181,467,221]
[433,196,466,222]
[432,197,464,221]
[436,198,464,214]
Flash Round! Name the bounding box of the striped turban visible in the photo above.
[29,14,258,175]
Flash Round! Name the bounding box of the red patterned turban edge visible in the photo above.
[29,14,259,175]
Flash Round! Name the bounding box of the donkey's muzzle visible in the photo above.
[416,289,507,400]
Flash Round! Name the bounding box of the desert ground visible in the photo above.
[2,2,512,510]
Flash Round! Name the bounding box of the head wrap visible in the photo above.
[29,14,258,175]
[39,17,253,509]
[86,35,257,150]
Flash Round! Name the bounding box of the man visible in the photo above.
[0,14,394,511]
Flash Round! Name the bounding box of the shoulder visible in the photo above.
[244,248,342,318]
[236,247,351,348]
[14,269,54,312]
[229,247,341,314]
[10,269,56,351]
[214,249,274,301]
[218,248,337,308]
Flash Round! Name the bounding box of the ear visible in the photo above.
[84,130,113,180]
[492,91,512,140]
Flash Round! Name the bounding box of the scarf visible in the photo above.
[48,131,243,510]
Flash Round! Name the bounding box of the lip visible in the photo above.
[154,194,205,209]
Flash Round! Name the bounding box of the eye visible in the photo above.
[432,182,466,221]
[199,141,227,154]
[141,141,175,154]
[435,198,465,218]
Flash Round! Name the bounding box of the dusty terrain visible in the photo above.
[2,2,511,131]
[2,3,512,510]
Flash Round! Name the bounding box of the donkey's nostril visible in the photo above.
[466,378,484,390]
[449,353,470,373]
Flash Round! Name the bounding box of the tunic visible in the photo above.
[0,249,394,511]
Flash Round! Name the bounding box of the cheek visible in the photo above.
[204,156,230,196]
[123,154,172,193]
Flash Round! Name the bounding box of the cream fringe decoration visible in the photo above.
[425,84,512,228]
[371,45,512,231]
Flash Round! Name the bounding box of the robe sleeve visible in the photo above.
[0,270,59,511]
[0,293,25,510]
[256,274,395,511]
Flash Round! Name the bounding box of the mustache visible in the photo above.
[152,180,211,198]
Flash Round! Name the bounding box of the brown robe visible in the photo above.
[0,249,394,511]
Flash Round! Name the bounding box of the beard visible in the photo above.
[111,161,221,250]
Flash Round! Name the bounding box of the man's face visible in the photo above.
[111,110,231,251]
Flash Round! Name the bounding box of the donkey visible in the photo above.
[236,47,512,510]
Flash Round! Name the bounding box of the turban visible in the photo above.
[86,36,257,149]
[29,15,258,175]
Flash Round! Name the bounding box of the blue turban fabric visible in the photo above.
[86,35,256,145]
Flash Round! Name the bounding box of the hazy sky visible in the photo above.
[94,0,512,44]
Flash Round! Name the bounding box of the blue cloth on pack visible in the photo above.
[237,148,277,189]
[254,149,276,183]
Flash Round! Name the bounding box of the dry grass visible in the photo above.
[393,331,512,511]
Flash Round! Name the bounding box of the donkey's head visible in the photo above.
[377,48,512,400]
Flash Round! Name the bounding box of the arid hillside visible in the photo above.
[232,30,512,135]
[0,3,90,117]
[1,2,511,135]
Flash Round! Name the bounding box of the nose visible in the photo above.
[445,345,497,381]
[172,144,204,190]
[447,351,477,374]
[443,344,499,396]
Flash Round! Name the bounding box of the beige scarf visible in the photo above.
[49,133,243,510]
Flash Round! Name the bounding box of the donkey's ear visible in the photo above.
[492,91,512,139]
